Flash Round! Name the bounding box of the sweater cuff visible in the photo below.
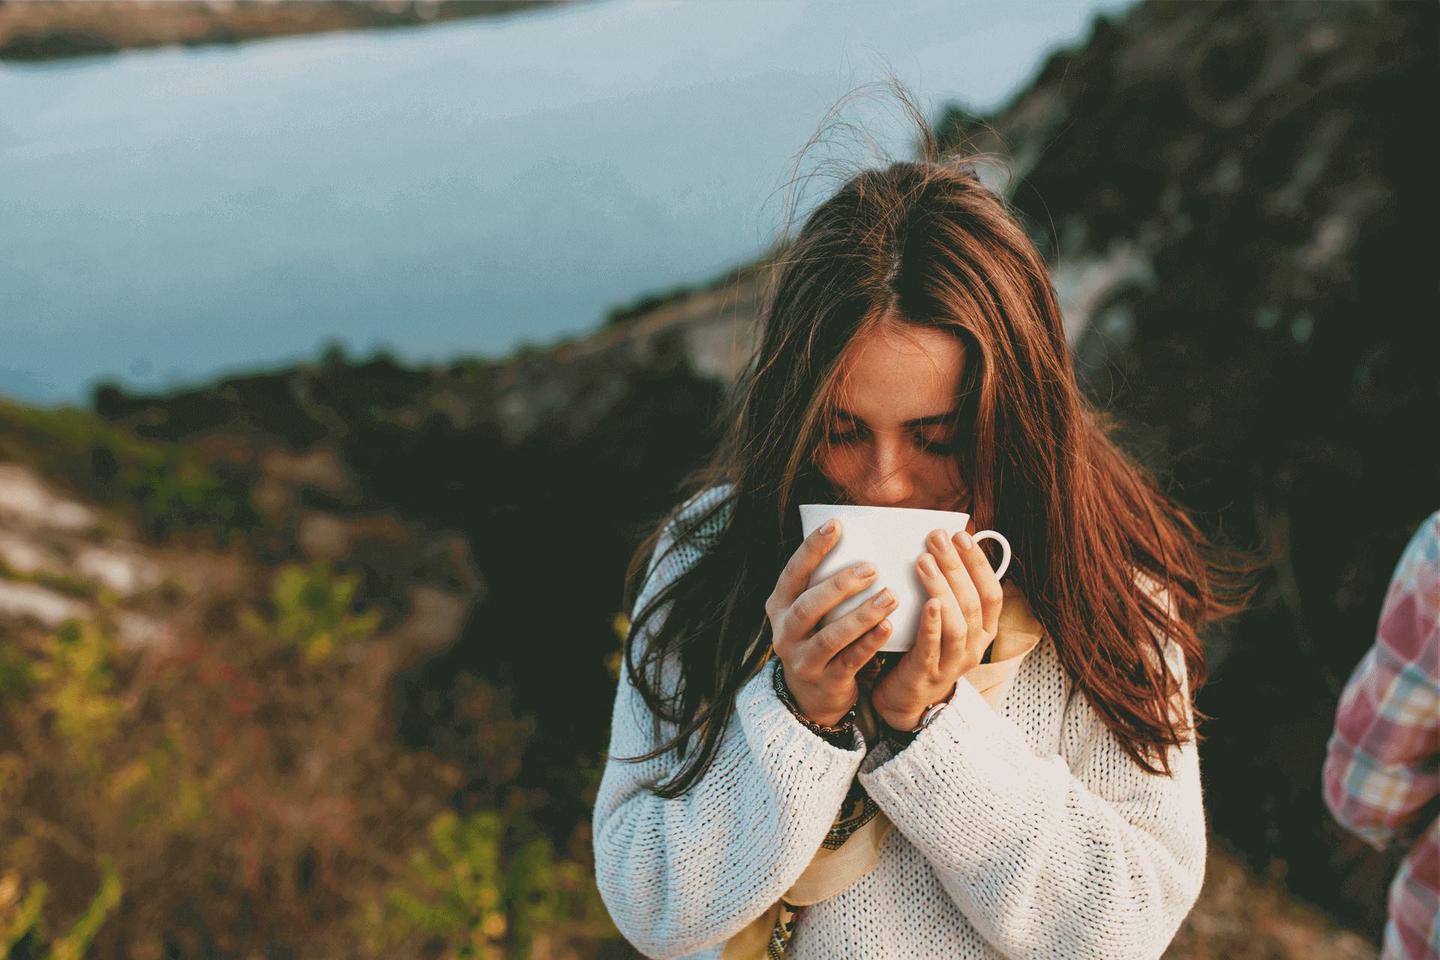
[857,674,1071,816]
[735,661,868,782]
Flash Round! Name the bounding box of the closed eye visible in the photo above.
[824,427,954,456]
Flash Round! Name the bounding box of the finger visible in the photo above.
[953,528,1004,636]
[830,616,893,675]
[813,586,896,667]
[928,528,984,651]
[770,519,843,616]
[784,561,877,654]
[913,596,943,673]
[916,549,964,670]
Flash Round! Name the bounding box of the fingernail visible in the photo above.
[872,589,895,608]
[958,530,973,549]
[820,519,835,535]
[854,562,876,578]
[919,554,938,576]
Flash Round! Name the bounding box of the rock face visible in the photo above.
[76,0,1436,945]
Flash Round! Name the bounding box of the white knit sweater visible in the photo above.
[592,484,1207,960]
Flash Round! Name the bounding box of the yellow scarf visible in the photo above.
[722,579,1045,960]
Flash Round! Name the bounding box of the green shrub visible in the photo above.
[263,561,382,663]
[0,398,257,545]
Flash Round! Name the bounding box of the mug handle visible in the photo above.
[971,530,1011,580]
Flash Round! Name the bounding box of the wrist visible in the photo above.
[771,659,856,739]
[879,718,917,747]
[880,710,924,733]
[878,681,960,735]
[870,690,923,734]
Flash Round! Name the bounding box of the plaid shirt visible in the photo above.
[1323,509,1440,960]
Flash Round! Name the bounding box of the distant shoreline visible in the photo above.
[0,0,578,63]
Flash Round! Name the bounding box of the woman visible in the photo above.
[591,105,1258,960]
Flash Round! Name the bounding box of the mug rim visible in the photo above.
[798,502,971,522]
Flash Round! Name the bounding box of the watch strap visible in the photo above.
[909,681,961,733]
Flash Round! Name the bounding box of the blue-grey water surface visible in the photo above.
[0,0,1130,407]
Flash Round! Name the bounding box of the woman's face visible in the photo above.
[814,323,971,512]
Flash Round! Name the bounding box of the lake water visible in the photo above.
[0,0,1131,407]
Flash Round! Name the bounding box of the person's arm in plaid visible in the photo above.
[1322,510,1440,851]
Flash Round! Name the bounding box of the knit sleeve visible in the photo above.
[855,624,1206,960]
[591,486,868,960]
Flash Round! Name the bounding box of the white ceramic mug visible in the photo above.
[798,503,1011,654]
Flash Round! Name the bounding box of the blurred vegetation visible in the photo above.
[355,807,612,959]
[0,556,100,603]
[601,283,697,329]
[602,260,768,329]
[0,857,122,960]
[0,560,615,958]
[0,398,257,546]
[250,561,382,665]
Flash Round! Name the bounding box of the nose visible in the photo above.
[857,439,916,507]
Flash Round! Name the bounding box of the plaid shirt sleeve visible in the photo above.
[1323,509,1440,852]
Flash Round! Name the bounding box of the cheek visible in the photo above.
[813,446,849,483]
[814,446,873,498]
[916,458,957,494]
[946,459,971,493]
[920,455,967,502]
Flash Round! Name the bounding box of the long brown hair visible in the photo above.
[615,88,1262,799]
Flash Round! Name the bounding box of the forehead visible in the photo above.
[832,325,967,419]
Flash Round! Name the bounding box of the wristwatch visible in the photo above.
[910,681,961,733]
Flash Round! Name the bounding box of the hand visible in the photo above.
[870,525,1005,732]
[765,519,897,726]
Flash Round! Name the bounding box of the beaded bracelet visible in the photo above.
[771,658,857,745]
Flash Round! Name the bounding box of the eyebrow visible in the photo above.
[834,406,961,428]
